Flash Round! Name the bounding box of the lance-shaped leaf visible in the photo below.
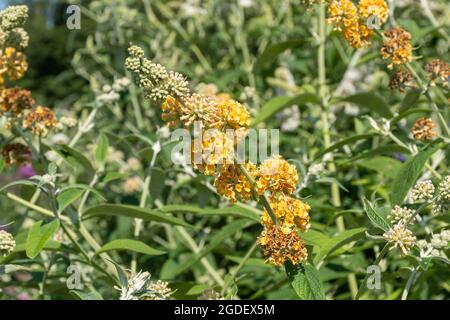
[82,204,192,228]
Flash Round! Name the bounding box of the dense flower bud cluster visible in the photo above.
[381,27,413,69]
[0,230,16,256]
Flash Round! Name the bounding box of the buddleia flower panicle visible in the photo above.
[424,59,450,87]
[2,142,31,165]
[411,180,435,201]
[411,117,437,141]
[125,45,312,267]
[0,47,28,81]
[262,194,311,233]
[256,155,299,195]
[383,223,416,255]
[388,205,414,225]
[431,176,450,215]
[0,230,16,256]
[22,105,57,135]
[0,87,34,117]
[125,45,190,103]
[389,70,413,92]
[259,225,308,266]
[381,27,413,69]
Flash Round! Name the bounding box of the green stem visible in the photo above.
[318,2,357,298]
[237,163,278,225]
[221,241,258,296]
[401,267,420,300]
[355,244,389,300]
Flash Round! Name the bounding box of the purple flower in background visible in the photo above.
[393,153,406,163]
[18,164,35,179]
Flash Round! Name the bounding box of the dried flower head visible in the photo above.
[125,45,190,103]
[389,70,413,92]
[411,180,435,201]
[0,47,28,80]
[262,194,311,232]
[259,225,308,266]
[0,87,34,116]
[256,155,299,195]
[411,117,437,141]
[2,142,31,165]
[0,230,16,256]
[383,223,416,255]
[388,205,414,225]
[22,105,57,135]
[381,27,413,69]
[425,59,450,87]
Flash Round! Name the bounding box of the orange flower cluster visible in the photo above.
[327,0,389,48]
[381,27,413,69]
[0,47,27,84]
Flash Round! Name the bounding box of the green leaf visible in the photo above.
[26,220,60,259]
[103,172,127,183]
[0,179,40,192]
[70,290,103,300]
[253,39,303,71]
[59,184,105,201]
[53,144,95,176]
[351,144,410,161]
[95,239,166,256]
[159,204,261,222]
[0,264,31,274]
[150,168,166,200]
[362,198,391,232]
[319,228,366,259]
[252,94,318,126]
[400,89,422,110]
[82,204,192,228]
[391,108,429,124]
[390,142,440,206]
[314,134,373,160]
[316,177,348,192]
[172,219,250,277]
[286,262,325,300]
[95,133,109,171]
[57,189,84,213]
[339,93,392,118]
